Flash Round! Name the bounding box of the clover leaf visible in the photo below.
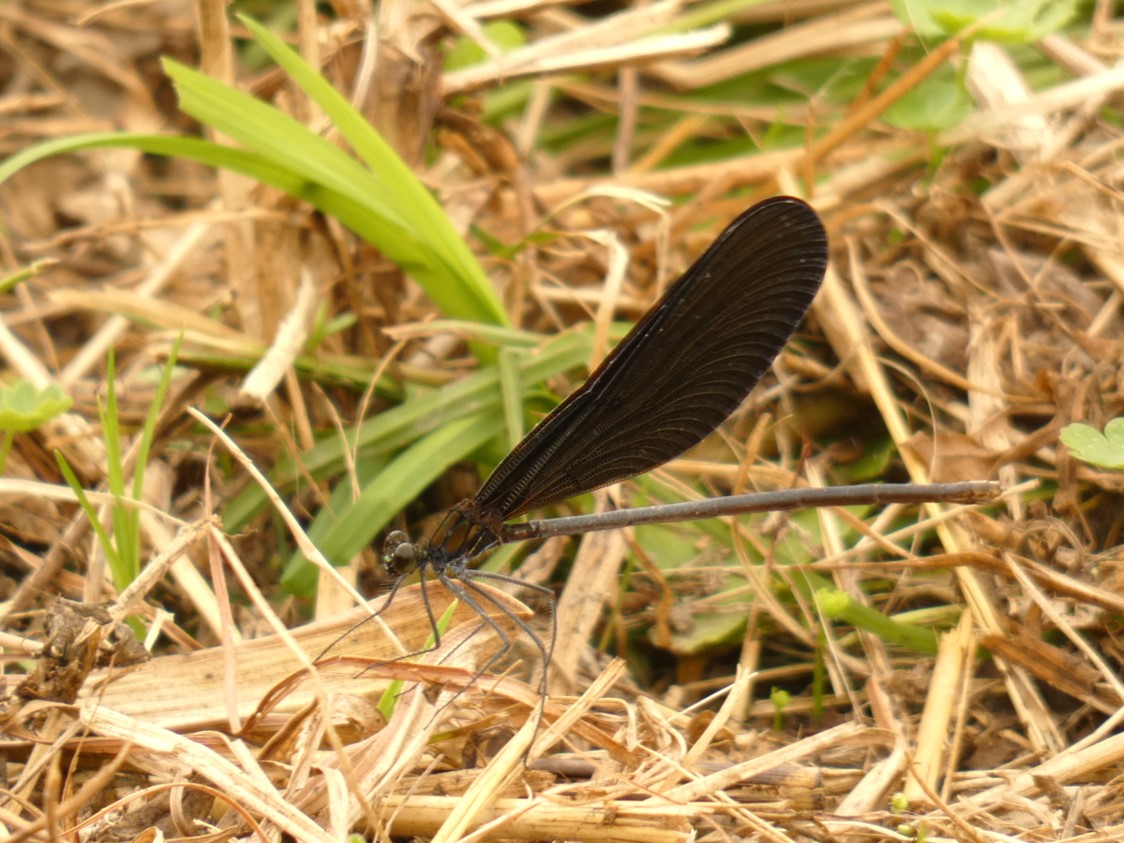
[0,381,72,433]
[1060,419,1124,471]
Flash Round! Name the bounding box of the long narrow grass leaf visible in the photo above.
[162,53,505,330]
[132,335,182,500]
[100,353,139,586]
[237,15,504,326]
[283,409,505,593]
[55,453,122,582]
[224,329,593,531]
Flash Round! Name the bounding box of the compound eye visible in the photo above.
[383,530,408,556]
[383,530,417,575]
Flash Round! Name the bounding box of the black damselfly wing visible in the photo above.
[468,196,828,524]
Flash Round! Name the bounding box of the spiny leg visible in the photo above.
[458,567,556,697]
[434,569,520,682]
[452,570,558,760]
[314,572,409,663]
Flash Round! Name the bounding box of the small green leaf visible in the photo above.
[891,0,1077,43]
[445,20,525,71]
[1,259,56,295]
[770,687,791,730]
[635,522,749,655]
[377,599,458,721]
[1061,419,1124,470]
[816,588,852,618]
[770,688,791,711]
[816,587,939,654]
[0,382,73,432]
[884,63,972,132]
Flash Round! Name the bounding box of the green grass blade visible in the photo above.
[817,588,940,655]
[237,15,504,327]
[376,599,459,721]
[497,346,525,450]
[224,329,593,531]
[55,452,123,585]
[100,352,139,586]
[0,134,411,259]
[162,49,505,331]
[132,334,182,500]
[283,408,505,593]
[1,72,505,335]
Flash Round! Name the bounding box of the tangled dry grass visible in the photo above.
[2,1,1124,841]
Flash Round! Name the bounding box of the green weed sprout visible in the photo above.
[770,687,791,731]
[1061,419,1124,471]
[56,340,181,591]
[0,382,73,475]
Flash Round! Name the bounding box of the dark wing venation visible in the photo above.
[472,196,828,521]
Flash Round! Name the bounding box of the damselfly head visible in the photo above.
[383,530,419,577]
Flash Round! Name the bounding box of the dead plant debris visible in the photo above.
[1,1,1124,841]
